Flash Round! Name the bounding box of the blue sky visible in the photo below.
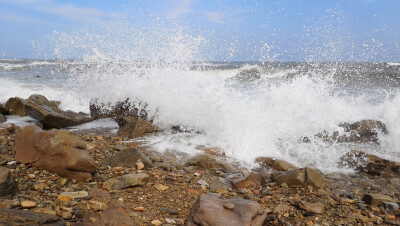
[0,0,399,61]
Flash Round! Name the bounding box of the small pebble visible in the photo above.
[136,161,145,170]
[223,203,235,210]
[151,219,162,225]
[21,201,37,208]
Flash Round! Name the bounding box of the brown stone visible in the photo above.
[232,172,265,190]
[89,188,111,204]
[5,97,27,116]
[362,193,395,206]
[186,194,267,226]
[0,114,6,123]
[272,167,326,189]
[255,157,297,171]
[0,208,65,226]
[185,154,232,171]
[298,201,325,214]
[99,208,136,226]
[103,173,149,190]
[117,116,158,139]
[14,125,96,181]
[100,147,154,168]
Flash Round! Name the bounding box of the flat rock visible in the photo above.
[298,201,325,214]
[186,194,267,226]
[103,173,149,190]
[21,201,37,208]
[0,166,18,197]
[185,154,232,172]
[232,172,265,190]
[117,116,158,139]
[255,157,297,171]
[14,125,96,181]
[100,147,154,168]
[89,188,111,204]
[60,191,88,199]
[272,167,326,189]
[0,208,65,226]
[362,193,395,206]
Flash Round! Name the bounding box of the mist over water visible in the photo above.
[1,1,400,173]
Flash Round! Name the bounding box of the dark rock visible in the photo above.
[185,154,232,171]
[272,167,326,189]
[186,194,267,226]
[0,208,65,226]
[0,114,6,123]
[228,67,261,82]
[90,98,152,121]
[103,173,149,190]
[0,104,9,115]
[298,201,325,214]
[255,157,297,171]
[232,172,265,190]
[100,147,154,168]
[0,166,18,198]
[316,120,388,143]
[338,150,400,176]
[362,193,395,206]
[5,97,27,116]
[14,125,96,181]
[117,116,158,139]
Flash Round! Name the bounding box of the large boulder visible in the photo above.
[338,150,400,177]
[315,120,388,143]
[14,125,96,181]
[100,147,154,168]
[0,167,18,197]
[272,167,326,189]
[186,194,267,226]
[5,95,91,129]
[90,98,151,120]
[117,116,158,139]
[0,208,65,226]
[255,157,297,171]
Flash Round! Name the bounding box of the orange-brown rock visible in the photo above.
[255,157,297,171]
[14,125,96,181]
[232,172,266,190]
[186,194,267,226]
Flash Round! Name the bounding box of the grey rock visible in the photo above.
[103,173,149,190]
[0,166,18,197]
[100,147,154,168]
[0,114,6,123]
[0,208,65,226]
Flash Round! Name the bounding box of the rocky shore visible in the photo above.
[0,95,399,225]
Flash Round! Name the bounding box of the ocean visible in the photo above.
[1,59,400,173]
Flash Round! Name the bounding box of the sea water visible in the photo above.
[1,59,400,173]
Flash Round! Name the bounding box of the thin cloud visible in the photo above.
[0,0,113,24]
[0,10,54,25]
[168,0,193,18]
[204,11,225,24]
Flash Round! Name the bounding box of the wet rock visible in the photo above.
[0,114,6,123]
[298,201,325,214]
[103,173,149,190]
[14,125,96,181]
[316,120,388,143]
[0,166,18,197]
[272,167,326,189]
[5,97,27,116]
[0,104,9,115]
[185,154,232,171]
[0,208,65,226]
[186,194,267,226]
[338,150,400,177]
[232,172,265,190]
[59,191,88,199]
[100,147,154,168]
[90,98,153,121]
[201,147,225,157]
[117,116,158,139]
[362,193,395,206]
[6,95,91,128]
[255,157,297,171]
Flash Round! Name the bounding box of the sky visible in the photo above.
[0,0,399,62]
